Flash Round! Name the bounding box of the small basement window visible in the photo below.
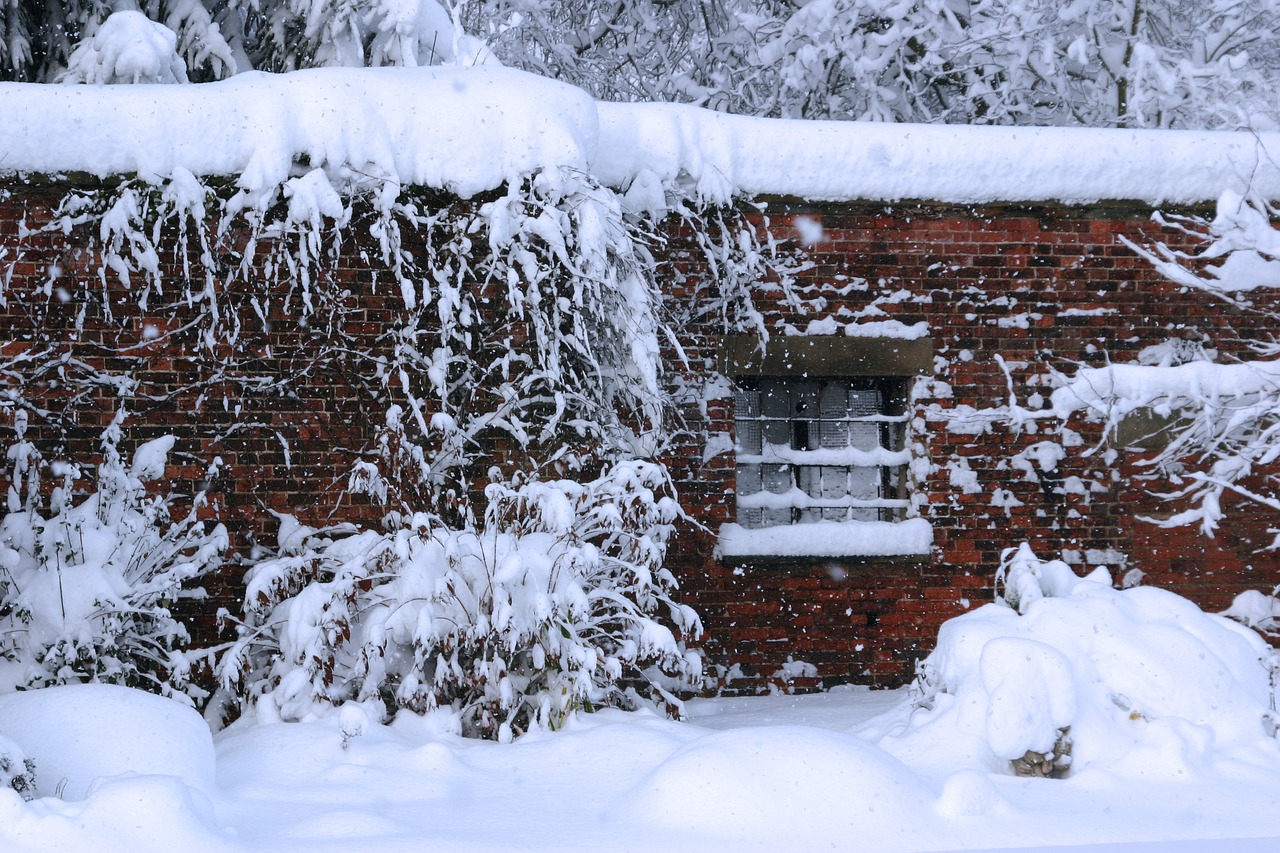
[734,377,909,527]
[716,334,934,559]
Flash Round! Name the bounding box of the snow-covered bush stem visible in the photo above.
[0,732,35,800]
[215,461,702,740]
[0,414,226,701]
[670,202,810,342]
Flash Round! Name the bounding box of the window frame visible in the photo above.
[715,334,934,559]
[733,374,911,528]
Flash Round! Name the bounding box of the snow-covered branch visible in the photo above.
[1051,193,1280,542]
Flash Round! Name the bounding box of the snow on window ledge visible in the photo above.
[717,518,933,559]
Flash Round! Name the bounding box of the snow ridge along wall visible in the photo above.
[3,66,1280,204]
[0,68,598,196]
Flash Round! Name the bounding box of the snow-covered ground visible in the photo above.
[3,553,1279,853]
[1,686,1277,852]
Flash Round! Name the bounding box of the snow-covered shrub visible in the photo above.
[59,11,189,84]
[216,461,702,740]
[902,544,1280,779]
[0,732,35,800]
[0,413,226,701]
[1223,588,1280,637]
[3,2,236,83]
[994,542,1102,613]
[257,0,497,70]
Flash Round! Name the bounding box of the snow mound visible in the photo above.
[0,773,232,853]
[0,684,216,800]
[887,545,1280,779]
[631,726,936,842]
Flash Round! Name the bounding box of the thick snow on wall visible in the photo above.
[4,66,1280,204]
[0,67,597,197]
[595,102,1280,205]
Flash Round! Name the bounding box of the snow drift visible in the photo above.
[0,683,216,800]
[2,546,1280,851]
[884,544,1280,780]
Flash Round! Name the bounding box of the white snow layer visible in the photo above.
[0,67,597,198]
[4,66,1280,205]
[594,102,1280,205]
[1051,360,1280,420]
[718,518,933,557]
[0,683,216,801]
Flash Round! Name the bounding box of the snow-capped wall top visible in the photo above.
[1,66,597,199]
[595,102,1280,206]
[4,65,1280,205]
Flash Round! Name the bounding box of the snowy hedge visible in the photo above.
[215,461,702,740]
[0,413,225,701]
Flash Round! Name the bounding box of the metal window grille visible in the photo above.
[734,377,909,528]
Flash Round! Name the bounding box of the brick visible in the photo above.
[4,188,1276,691]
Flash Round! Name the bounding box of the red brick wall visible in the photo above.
[3,186,1277,690]
[661,201,1280,691]
[1,184,391,639]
